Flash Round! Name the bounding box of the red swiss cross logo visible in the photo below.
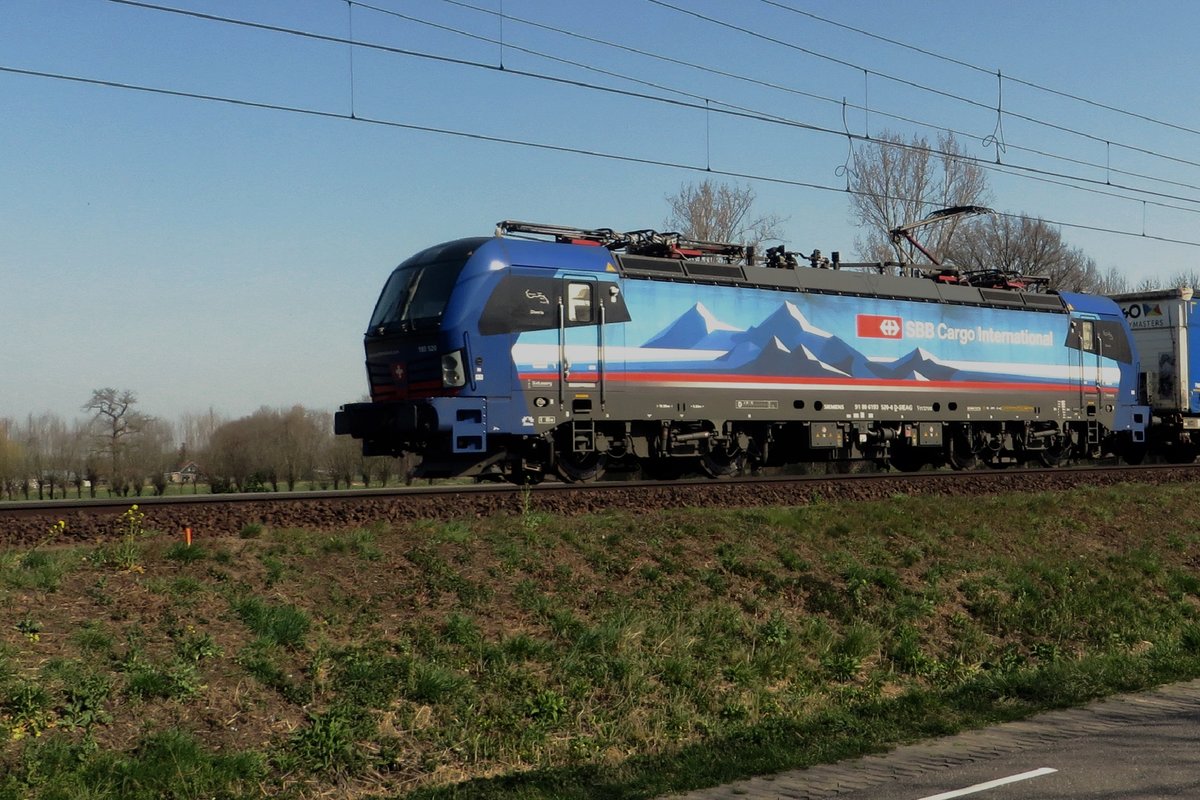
[856,314,903,339]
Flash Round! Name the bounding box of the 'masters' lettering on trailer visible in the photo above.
[1121,302,1168,329]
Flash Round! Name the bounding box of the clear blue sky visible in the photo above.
[4,0,1200,423]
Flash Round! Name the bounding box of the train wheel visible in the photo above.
[946,431,978,471]
[1036,439,1071,467]
[555,451,607,483]
[700,445,746,478]
[1164,443,1198,464]
[888,446,926,472]
[1122,444,1148,465]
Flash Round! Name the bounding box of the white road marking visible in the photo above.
[915,767,1058,800]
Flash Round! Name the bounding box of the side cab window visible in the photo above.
[566,282,593,324]
[1066,317,1133,363]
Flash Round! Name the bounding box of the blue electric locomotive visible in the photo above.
[335,221,1149,482]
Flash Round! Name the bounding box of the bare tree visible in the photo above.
[65,419,91,499]
[1119,270,1200,294]
[204,406,328,493]
[82,451,102,499]
[946,214,1107,291]
[1165,270,1200,290]
[18,414,72,500]
[203,416,262,492]
[18,415,45,500]
[246,408,283,491]
[44,414,77,500]
[1096,265,1130,295]
[127,417,175,496]
[278,405,326,491]
[0,419,23,501]
[367,456,394,488]
[664,179,783,246]
[178,408,225,457]
[323,431,362,490]
[83,388,150,494]
[848,131,989,266]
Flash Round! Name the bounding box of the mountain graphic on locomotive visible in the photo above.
[335,220,1153,483]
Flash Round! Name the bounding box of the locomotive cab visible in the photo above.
[335,237,493,471]
[361,238,483,402]
[335,232,630,481]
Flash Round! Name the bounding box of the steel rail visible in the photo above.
[1,463,1197,546]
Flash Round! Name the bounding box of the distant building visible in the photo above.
[168,461,203,484]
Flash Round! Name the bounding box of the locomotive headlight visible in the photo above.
[442,350,467,388]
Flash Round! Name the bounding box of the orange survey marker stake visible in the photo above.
[185,527,192,547]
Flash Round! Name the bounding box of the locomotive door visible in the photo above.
[1070,317,1102,414]
[559,276,604,412]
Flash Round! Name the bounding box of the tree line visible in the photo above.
[666,130,1200,294]
[0,389,398,501]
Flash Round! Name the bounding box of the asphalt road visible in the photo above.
[666,679,1200,800]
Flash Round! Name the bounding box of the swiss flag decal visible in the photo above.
[856,314,903,339]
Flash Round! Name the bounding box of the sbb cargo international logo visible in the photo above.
[856,314,903,339]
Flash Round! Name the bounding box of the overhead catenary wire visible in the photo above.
[4,62,1200,252]
[431,0,1200,197]
[11,2,1200,254]
[757,0,1200,141]
[96,0,1200,214]
[644,0,1200,172]
[368,3,1200,213]
[107,0,1200,181]
[351,0,716,106]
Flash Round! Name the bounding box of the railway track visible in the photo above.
[1,463,1198,547]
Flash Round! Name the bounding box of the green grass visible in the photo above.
[230,595,311,649]
[3,484,1200,798]
[0,729,265,800]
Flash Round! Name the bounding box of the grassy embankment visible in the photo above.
[3,483,1200,799]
